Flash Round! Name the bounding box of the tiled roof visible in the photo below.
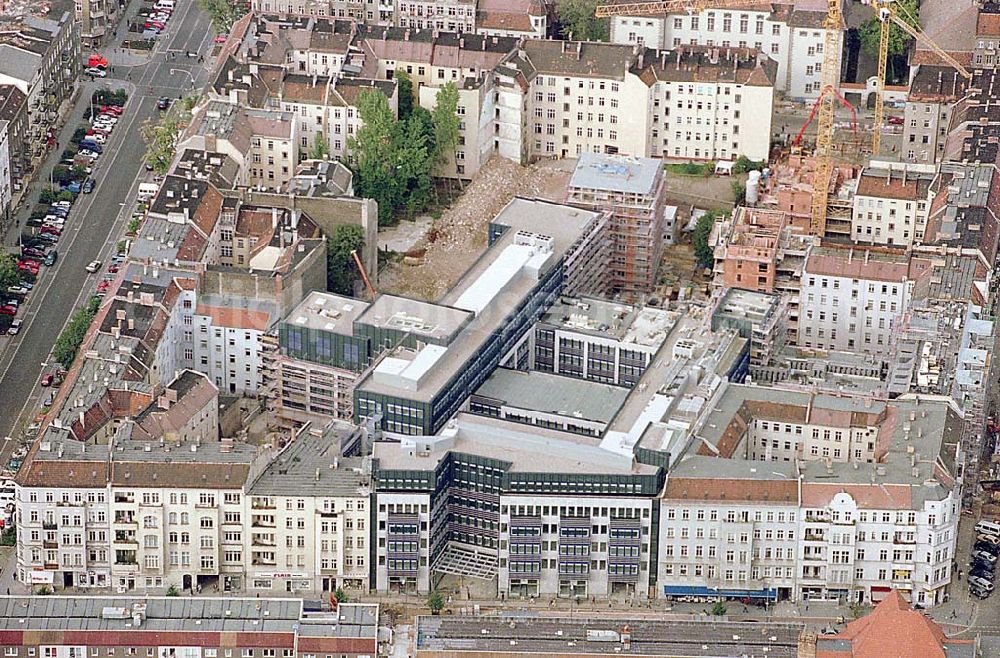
[816,590,973,658]
[855,170,930,201]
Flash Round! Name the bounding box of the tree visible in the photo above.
[396,108,435,216]
[0,525,14,546]
[0,253,19,292]
[555,0,610,41]
[327,225,366,296]
[52,299,100,368]
[196,0,247,32]
[711,601,727,616]
[166,585,181,596]
[350,89,405,225]
[394,70,414,121]
[731,179,746,205]
[309,134,331,160]
[333,588,349,604]
[427,591,445,615]
[693,211,722,269]
[858,0,919,67]
[431,83,460,169]
[142,114,181,177]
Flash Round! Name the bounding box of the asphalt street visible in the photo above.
[0,0,215,446]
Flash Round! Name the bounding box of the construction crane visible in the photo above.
[595,0,844,235]
[865,0,972,156]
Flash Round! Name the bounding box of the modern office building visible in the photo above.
[373,413,665,597]
[353,198,608,435]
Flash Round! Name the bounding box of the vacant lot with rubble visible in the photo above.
[376,157,574,301]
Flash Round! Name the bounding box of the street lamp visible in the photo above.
[169,68,195,91]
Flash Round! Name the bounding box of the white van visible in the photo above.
[155,0,174,8]
[975,520,1000,538]
[137,182,159,200]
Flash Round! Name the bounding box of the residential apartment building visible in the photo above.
[903,65,968,164]
[477,0,548,39]
[609,0,840,99]
[566,153,668,297]
[246,431,371,594]
[973,2,1000,68]
[798,245,930,356]
[373,413,664,598]
[78,0,124,46]
[0,597,380,658]
[850,162,935,246]
[0,11,79,209]
[495,41,775,164]
[395,0,476,32]
[658,384,961,607]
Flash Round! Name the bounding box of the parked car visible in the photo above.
[52,200,72,208]
[6,285,30,296]
[39,226,61,236]
[100,105,123,116]
[0,304,16,316]
[969,575,995,591]
[21,247,45,259]
[77,150,99,161]
[970,567,995,581]
[975,541,1000,555]
[82,179,95,194]
[85,260,102,273]
[887,116,904,125]
[87,54,108,68]
[107,263,119,274]
[43,251,57,266]
[213,35,227,43]
[85,67,107,78]
[37,233,59,244]
[7,318,22,335]
[972,550,998,566]
[78,141,103,153]
[971,585,991,599]
[977,534,1000,547]
[39,373,54,387]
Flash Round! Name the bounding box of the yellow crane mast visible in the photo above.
[594,0,844,235]
[866,0,972,156]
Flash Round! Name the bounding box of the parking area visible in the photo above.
[952,514,1000,628]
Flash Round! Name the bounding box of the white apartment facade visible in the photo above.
[246,485,371,594]
[394,0,476,32]
[192,314,267,396]
[798,247,925,356]
[851,165,935,247]
[656,470,960,607]
[16,478,111,590]
[610,6,841,99]
[495,42,775,164]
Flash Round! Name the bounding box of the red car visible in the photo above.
[100,105,123,116]
[18,258,40,269]
[87,128,110,136]
[40,226,61,236]
[0,305,16,316]
[107,264,120,273]
[40,373,54,387]
[213,35,227,44]
[887,116,904,126]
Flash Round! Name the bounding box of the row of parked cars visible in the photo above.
[3,196,73,332]
[968,519,1000,599]
[139,0,175,39]
[3,96,126,337]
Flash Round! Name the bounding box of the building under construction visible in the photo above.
[567,153,668,300]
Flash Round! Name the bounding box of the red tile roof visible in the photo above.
[817,590,972,658]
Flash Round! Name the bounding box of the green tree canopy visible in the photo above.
[427,591,445,615]
[52,298,101,368]
[556,0,610,41]
[394,70,414,121]
[349,89,442,225]
[309,133,331,160]
[0,253,19,291]
[326,225,366,295]
[196,0,247,32]
[431,82,460,168]
[141,114,182,177]
[859,0,919,62]
[693,210,725,269]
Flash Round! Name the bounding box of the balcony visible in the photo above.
[42,522,57,530]
[42,541,58,549]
